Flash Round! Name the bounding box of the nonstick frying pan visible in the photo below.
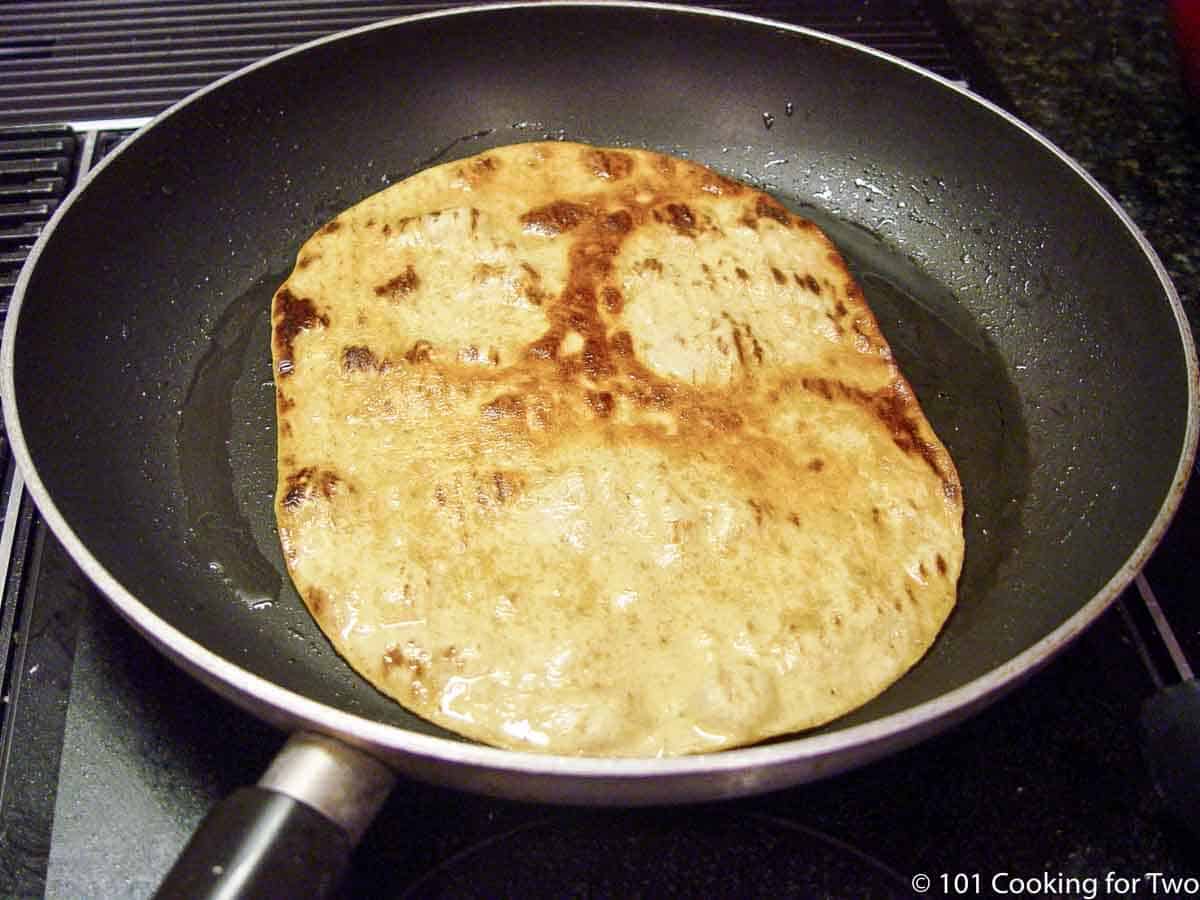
[3,3,1196,895]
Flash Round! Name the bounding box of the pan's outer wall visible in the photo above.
[6,5,1194,798]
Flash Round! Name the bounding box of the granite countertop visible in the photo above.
[950,0,1199,340]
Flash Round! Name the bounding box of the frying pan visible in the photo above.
[3,2,1196,895]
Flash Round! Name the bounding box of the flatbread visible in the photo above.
[271,141,963,757]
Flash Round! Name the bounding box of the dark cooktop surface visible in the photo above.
[1,2,1197,897]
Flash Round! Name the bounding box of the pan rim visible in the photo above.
[2,0,1197,792]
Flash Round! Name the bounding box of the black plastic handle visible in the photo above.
[154,786,353,900]
[1138,679,1200,843]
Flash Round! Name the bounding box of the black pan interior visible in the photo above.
[10,6,1191,740]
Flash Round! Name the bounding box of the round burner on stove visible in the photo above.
[396,811,916,899]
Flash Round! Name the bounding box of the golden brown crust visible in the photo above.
[271,142,963,757]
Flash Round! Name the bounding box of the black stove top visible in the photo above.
[1,2,1197,897]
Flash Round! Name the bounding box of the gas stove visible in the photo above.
[1,2,1196,897]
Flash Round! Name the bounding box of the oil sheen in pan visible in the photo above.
[178,268,287,611]
[175,201,1030,669]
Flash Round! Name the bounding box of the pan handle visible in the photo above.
[154,732,396,899]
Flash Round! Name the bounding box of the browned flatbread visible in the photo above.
[271,141,963,757]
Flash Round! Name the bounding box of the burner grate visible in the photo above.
[0,125,80,762]
[0,126,76,314]
[0,0,971,126]
[0,130,80,707]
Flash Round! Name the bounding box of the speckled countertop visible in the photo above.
[949,0,1199,339]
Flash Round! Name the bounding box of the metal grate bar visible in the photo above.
[0,130,76,315]
[0,46,278,70]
